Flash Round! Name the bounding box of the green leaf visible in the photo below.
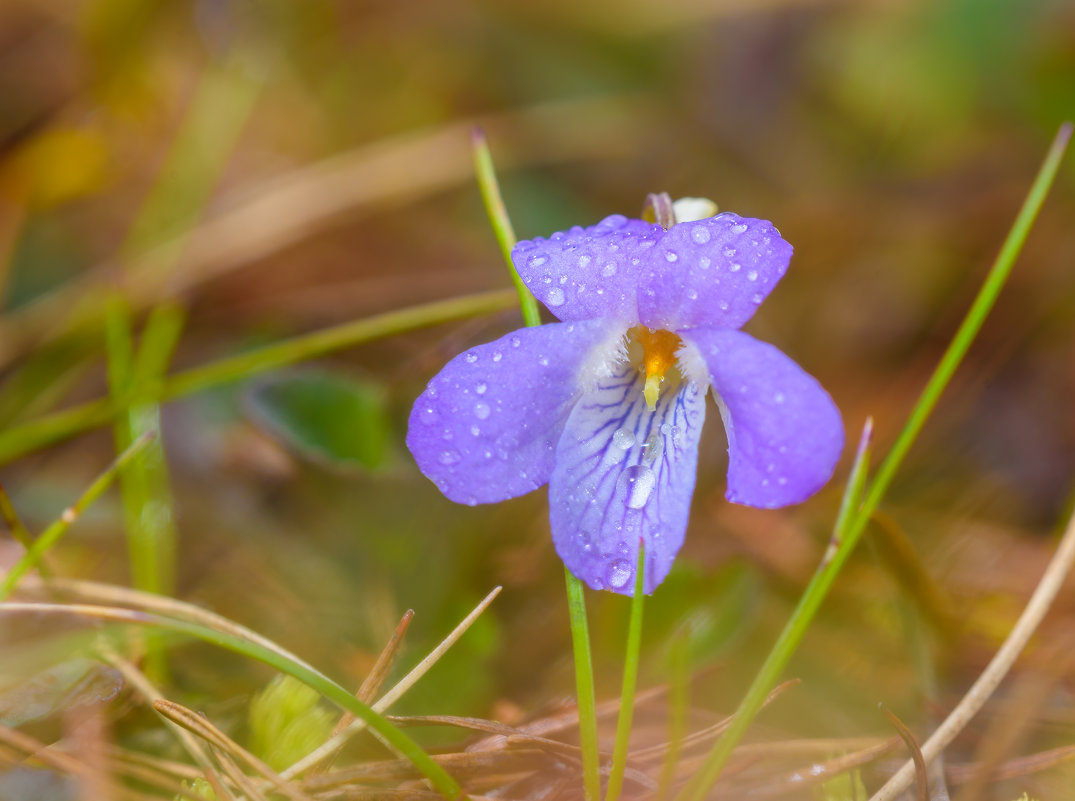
[244,369,392,472]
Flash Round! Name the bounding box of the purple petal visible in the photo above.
[637,213,792,331]
[684,327,843,508]
[548,361,706,595]
[511,215,663,323]
[407,319,617,505]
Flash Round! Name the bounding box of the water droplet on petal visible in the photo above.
[612,428,636,449]
[475,383,487,395]
[470,425,480,436]
[729,262,741,273]
[690,225,711,244]
[607,559,633,590]
[619,465,656,509]
[529,255,547,268]
[752,293,764,303]
[719,301,730,311]
[546,287,565,307]
[465,352,478,363]
[687,289,698,300]
[773,392,785,404]
[601,262,616,277]
[492,350,503,362]
[665,250,679,263]
[747,270,758,281]
[438,449,460,466]
[732,223,748,233]
[420,406,438,425]
[578,254,591,268]
[699,256,711,269]
[642,432,663,466]
[511,336,522,348]
[474,402,491,419]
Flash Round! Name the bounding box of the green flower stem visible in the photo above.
[472,130,601,801]
[0,289,516,465]
[606,544,646,801]
[0,433,156,601]
[678,121,1072,801]
[565,569,603,801]
[0,602,463,801]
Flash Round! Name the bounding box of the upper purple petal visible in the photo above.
[683,327,843,508]
[407,319,616,505]
[549,360,706,595]
[637,213,791,332]
[511,214,663,323]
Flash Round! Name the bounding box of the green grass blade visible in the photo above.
[472,128,542,328]
[606,543,647,801]
[0,289,516,464]
[472,130,601,800]
[0,602,464,801]
[677,121,1072,801]
[0,433,156,601]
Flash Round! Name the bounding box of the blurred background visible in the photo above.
[1,0,1074,797]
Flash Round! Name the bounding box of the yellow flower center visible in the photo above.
[629,326,683,411]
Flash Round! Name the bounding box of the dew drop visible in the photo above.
[665,250,679,263]
[612,428,636,449]
[752,293,764,303]
[723,247,737,258]
[470,425,480,436]
[475,383,487,395]
[492,350,503,362]
[510,336,522,348]
[690,225,711,244]
[719,301,730,311]
[420,406,438,425]
[438,449,460,466]
[601,262,617,277]
[732,223,748,233]
[578,254,592,268]
[687,289,698,300]
[619,465,656,509]
[773,392,785,404]
[607,559,633,590]
[546,287,566,307]
[747,270,758,281]
[729,262,741,273]
[484,449,493,460]
[642,432,663,466]
[699,256,711,269]
[474,402,491,419]
[465,352,478,363]
[529,255,547,268]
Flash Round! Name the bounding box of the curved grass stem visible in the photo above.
[0,602,464,800]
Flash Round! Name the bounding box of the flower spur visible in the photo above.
[407,202,843,595]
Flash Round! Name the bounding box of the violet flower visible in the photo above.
[407,208,843,594]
